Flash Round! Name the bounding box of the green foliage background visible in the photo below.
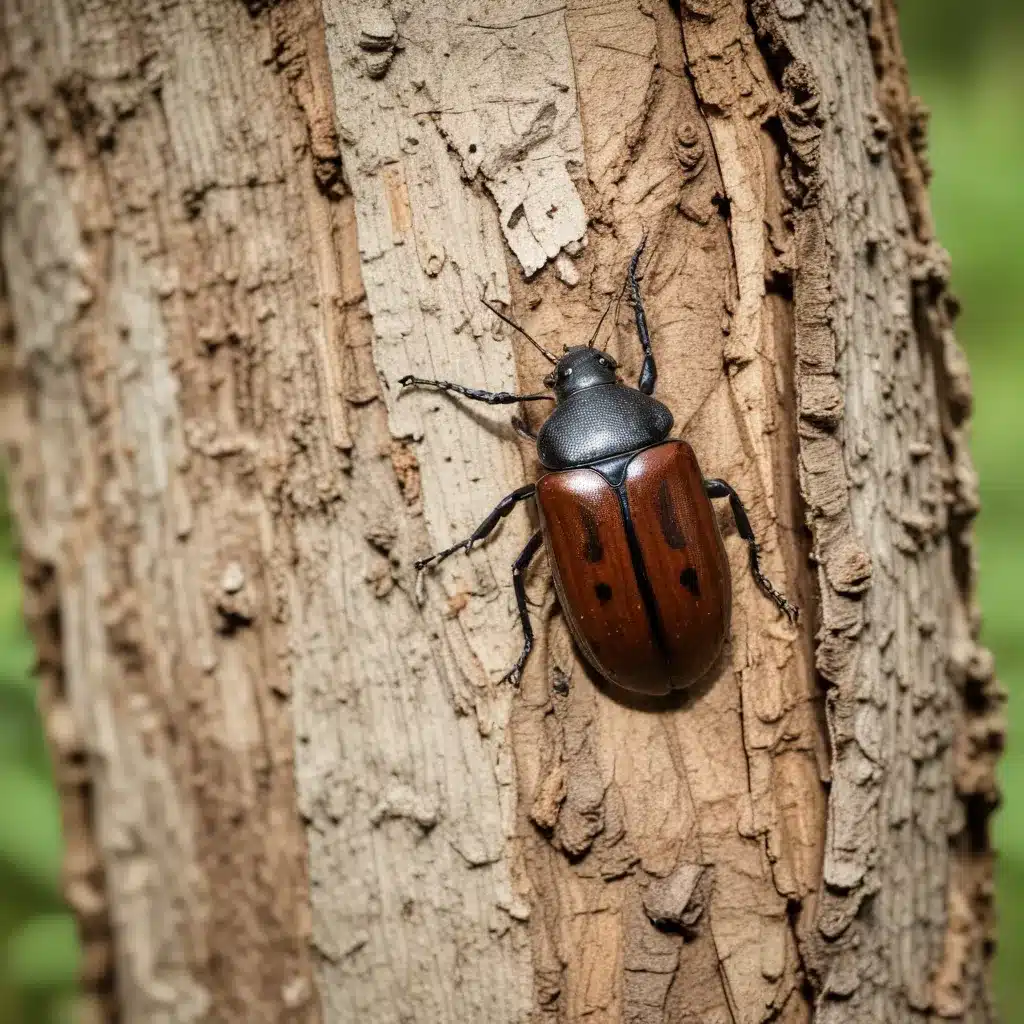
[0,3,1020,1019]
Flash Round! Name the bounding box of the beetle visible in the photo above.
[398,238,797,696]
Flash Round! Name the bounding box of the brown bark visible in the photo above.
[0,1,1001,1022]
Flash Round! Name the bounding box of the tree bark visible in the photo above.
[0,1,1002,1022]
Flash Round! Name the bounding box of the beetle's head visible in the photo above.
[544,346,618,400]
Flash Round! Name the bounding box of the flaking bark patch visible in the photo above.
[642,861,708,932]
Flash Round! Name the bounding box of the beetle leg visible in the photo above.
[501,530,545,686]
[415,484,537,573]
[704,479,799,623]
[399,375,553,406]
[511,414,537,441]
[627,234,658,396]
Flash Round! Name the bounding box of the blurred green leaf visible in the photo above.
[0,764,64,896]
[996,853,1024,1012]
[0,561,34,696]
[901,0,1024,76]
[5,913,79,990]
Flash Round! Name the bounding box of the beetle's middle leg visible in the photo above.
[415,484,537,572]
[704,479,799,623]
[627,236,658,396]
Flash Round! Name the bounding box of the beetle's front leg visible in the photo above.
[399,375,553,406]
[415,484,537,573]
[704,479,799,623]
[627,235,657,396]
[501,530,544,686]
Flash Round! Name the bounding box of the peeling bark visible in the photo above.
[0,0,999,1022]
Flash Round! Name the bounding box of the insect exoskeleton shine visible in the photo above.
[398,237,797,696]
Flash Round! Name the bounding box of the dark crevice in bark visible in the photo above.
[746,4,823,210]
[764,266,794,300]
[266,0,349,200]
[675,17,740,284]
[963,793,998,857]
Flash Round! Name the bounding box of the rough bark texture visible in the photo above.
[0,1,1001,1024]
[741,2,1002,1019]
[0,1,337,1019]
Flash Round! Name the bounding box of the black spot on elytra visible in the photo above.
[580,505,604,563]
[595,582,613,604]
[679,567,700,597]
[657,479,687,550]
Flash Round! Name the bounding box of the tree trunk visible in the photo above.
[0,0,1003,1022]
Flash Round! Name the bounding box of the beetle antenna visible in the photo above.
[610,273,632,346]
[592,233,649,349]
[480,299,558,364]
[588,277,629,348]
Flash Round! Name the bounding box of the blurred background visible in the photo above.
[0,1,1020,1019]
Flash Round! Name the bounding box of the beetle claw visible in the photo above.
[500,662,524,687]
[764,580,799,624]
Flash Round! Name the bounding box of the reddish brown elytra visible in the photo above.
[537,441,732,695]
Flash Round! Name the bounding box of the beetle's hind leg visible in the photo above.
[415,484,537,573]
[704,479,799,623]
[501,530,544,686]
